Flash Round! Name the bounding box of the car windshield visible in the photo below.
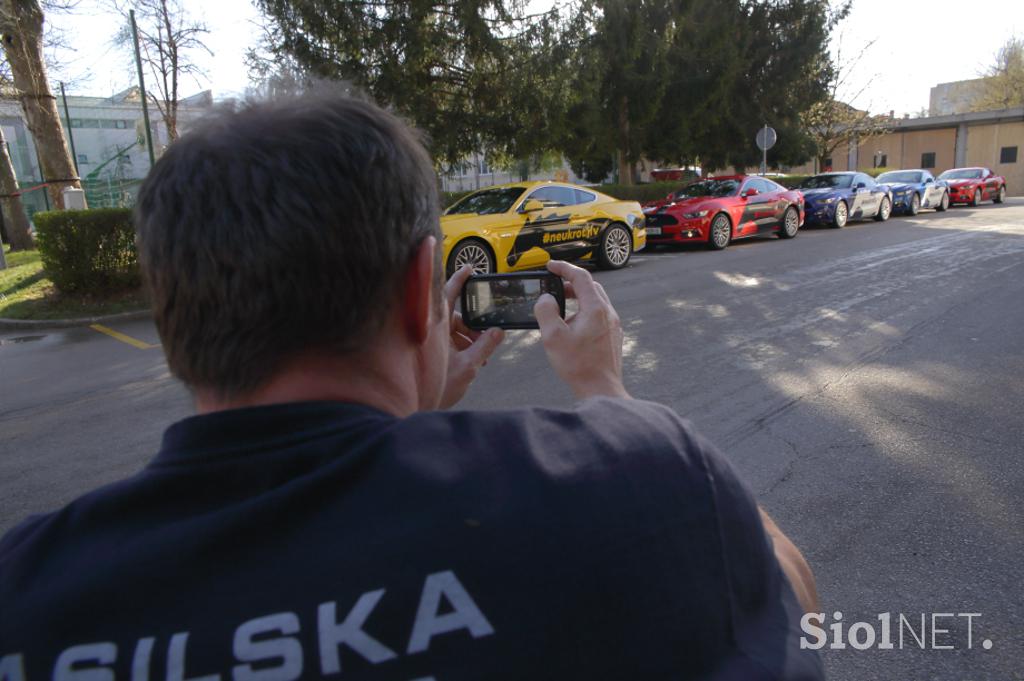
[799,174,853,189]
[445,187,526,215]
[938,169,983,180]
[877,171,922,184]
[673,179,739,199]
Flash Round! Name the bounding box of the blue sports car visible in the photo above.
[799,172,893,228]
[875,169,950,215]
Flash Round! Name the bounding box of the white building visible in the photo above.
[0,87,212,216]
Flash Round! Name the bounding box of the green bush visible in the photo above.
[34,208,140,294]
[594,181,684,204]
[442,189,474,210]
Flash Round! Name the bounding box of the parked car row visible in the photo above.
[439,167,1007,273]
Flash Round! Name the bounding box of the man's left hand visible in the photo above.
[439,265,505,408]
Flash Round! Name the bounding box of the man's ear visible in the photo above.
[402,236,438,344]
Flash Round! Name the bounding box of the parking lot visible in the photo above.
[2,200,1022,680]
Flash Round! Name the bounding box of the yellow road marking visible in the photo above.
[89,324,160,350]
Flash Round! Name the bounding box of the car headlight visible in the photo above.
[626,213,641,227]
[682,209,709,219]
[821,197,837,204]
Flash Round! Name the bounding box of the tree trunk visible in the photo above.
[617,95,633,186]
[0,125,34,251]
[0,0,85,210]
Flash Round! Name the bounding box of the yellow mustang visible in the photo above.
[441,181,646,275]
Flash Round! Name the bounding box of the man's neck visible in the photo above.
[193,349,421,418]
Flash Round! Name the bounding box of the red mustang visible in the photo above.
[937,167,1006,206]
[642,175,804,250]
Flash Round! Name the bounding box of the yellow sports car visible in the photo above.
[441,181,646,275]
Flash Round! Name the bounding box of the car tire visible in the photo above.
[994,185,1006,204]
[778,206,799,239]
[446,238,495,276]
[936,191,949,212]
[597,223,632,269]
[831,200,848,228]
[970,188,981,206]
[874,196,891,222]
[908,193,920,215]
[708,213,732,250]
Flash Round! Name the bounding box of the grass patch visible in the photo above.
[1,246,148,320]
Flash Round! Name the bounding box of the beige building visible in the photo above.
[789,107,1024,195]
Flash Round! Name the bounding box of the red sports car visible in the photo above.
[642,175,804,250]
[937,167,1006,206]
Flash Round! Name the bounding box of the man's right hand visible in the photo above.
[534,260,630,400]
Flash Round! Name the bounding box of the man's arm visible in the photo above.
[759,507,820,613]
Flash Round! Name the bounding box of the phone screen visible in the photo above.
[461,273,565,330]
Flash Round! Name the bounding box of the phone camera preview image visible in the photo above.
[461,272,565,330]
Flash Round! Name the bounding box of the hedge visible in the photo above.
[34,208,140,294]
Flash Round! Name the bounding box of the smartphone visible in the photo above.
[460,271,566,330]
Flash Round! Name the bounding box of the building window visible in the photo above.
[116,120,127,129]
[874,154,887,168]
[77,154,89,164]
[1000,146,1018,164]
[921,152,936,169]
[70,119,82,128]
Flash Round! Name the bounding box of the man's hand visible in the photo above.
[534,260,629,400]
[759,508,820,614]
[439,265,504,408]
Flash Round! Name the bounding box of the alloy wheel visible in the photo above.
[784,209,799,236]
[453,243,492,274]
[834,201,848,227]
[712,216,730,248]
[604,227,631,267]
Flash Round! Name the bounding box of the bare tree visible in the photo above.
[114,0,210,142]
[972,36,1024,111]
[800,36,892,171]
[0,123,33,254]
[0,0,84,215]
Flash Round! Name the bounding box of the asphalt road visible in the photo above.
[2,200,1022,680]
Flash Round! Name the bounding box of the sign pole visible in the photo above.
[762,124,767,176]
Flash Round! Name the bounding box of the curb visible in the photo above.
[0,308,151,332]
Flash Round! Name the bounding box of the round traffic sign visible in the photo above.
[756,126,777,151]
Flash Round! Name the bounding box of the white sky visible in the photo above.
[47,0,1024,116]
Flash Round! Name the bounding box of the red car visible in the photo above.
[642,175,804,250]
[937,167,1006,206]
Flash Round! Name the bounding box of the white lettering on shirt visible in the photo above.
[232,612,303,681]
[407,570,495,654]
[53,642,116,681]
[131,637,155,681]
[167,633,220,681]
[318,589,397,673]
[0,654,25,681]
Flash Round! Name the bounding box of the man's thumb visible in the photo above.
[465,327,505,368]
[534,293,565,335]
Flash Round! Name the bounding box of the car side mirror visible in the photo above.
[521,199,544,213]
[741,188,759,198]
[855,182,866,189]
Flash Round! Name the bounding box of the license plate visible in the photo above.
[646,227,662,235]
